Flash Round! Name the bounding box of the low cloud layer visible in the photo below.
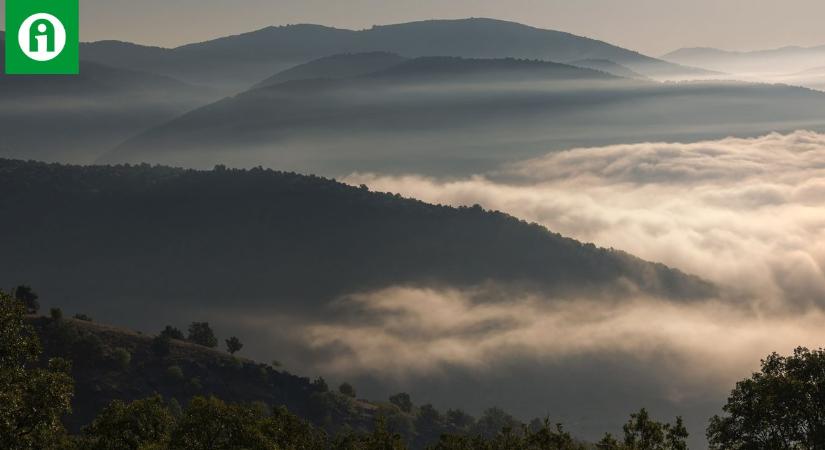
[346,130,825,311]
[303,287,825,387]
[202,131,825,443]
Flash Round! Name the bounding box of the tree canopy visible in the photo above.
[707,347,825,448]
[0,291,73,450]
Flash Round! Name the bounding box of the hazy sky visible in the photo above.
[17,0,821,55]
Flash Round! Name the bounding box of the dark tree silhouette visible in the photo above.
[338,382,356,398]
[187,322,217,348]
[389,392,413,413]
[12,285,39,314]
[225,336,243,355]
[159,326,185,340]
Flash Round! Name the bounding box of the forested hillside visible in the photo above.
[0,159,713,325]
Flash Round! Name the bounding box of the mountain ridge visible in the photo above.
[80,18,713,89]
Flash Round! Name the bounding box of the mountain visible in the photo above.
[663,44,825,75]
[568,58,648,79]
[104,56,642,173]
[0,34,215,163]
[80,18,712,89]
[255,52,408,88]
[104,55,825,176]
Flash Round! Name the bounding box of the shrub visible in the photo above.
[111,348,131,370]
[338,382,356,398]
[165,365,184,382]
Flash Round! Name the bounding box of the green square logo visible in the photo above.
[5,0,79,74]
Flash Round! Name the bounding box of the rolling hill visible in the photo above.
[80,18,712,89]
[254,52,408,88]
[0,158,713,325]
[0,33,216,163]
[663,44,825,75]
[104,55,825,176]
[568,58,649,79]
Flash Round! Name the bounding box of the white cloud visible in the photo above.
[301,286,825,399]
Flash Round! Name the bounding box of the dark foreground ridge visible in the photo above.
[0,159,715,325]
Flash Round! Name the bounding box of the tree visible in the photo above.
[473,407,519,439]
[311,377,329,392]
[445,409,475,432]
[339,382,356,398]
[0,291,74,449]
[597,433,621,449]
[12,285,39,314]
[49,307,63,321]
[187,322,217,348]
[225,336,243,355]
[82,396,174,450]
[333,417,406,450]
[414,404,445,448]
[168,396,271,450]
[708,347,825,448]
[620,408,688,450]
[159,326,185,340]
[389,392,413,413]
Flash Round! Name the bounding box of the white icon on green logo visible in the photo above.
[18,13,67,62]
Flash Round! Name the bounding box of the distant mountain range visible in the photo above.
[254,51,408,88]
[103,54,825,175]
[663,44,825,75]
[568,58,649,79]
[79,18,713,89]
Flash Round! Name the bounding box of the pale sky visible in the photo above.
[6,0,825,55]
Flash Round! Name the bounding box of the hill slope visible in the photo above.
[255,52,408,88]
[0,34,215,163]
[32,316,374,435]
[0,159,713,325]
[80,18,711,89]
[105,55,825,175]
[568,58,649,79]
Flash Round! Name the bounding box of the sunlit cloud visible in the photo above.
[298,286,825,396]
[345,130,825,311]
